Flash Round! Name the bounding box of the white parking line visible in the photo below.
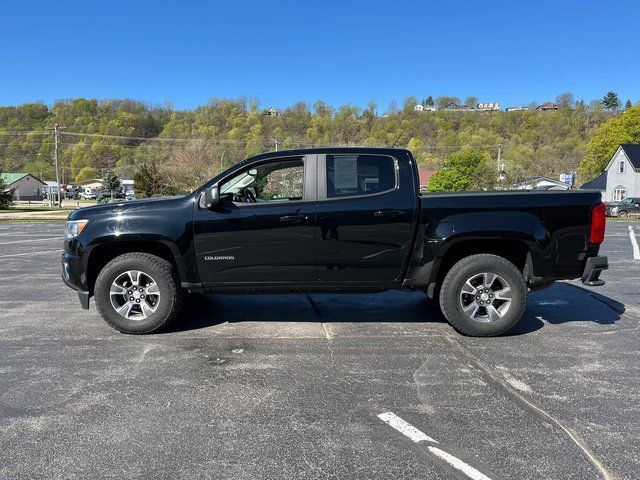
[0,249,63,258]
[0,237,63,245]
[427,446,492,480]
[377,412,438,443]
[629,226,640,260]
[377,412,493,480]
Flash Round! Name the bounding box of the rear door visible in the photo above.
[315,151,418,283]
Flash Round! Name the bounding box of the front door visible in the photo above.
[193,154,317,285]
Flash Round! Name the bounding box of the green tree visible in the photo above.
[625,99,633,110]
[0,173,11,208]
[134,163,164,198]
[602,91,620,111]
[97,170,124,204]
[578,105,640,180]
[427,151,491,191]
[75,166,99,182]
[425,96,435,106]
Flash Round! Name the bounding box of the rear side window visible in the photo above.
[326,154,396,198]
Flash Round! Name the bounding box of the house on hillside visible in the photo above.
[476,102,500,111]
[505,106,529,112]
[0,173,47,201]
[443,103,473,111]
[414,104,436,112]
[594,144,640,202]
[536,102,559,111]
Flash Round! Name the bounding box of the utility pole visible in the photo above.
[219,149,226,173]
[496,144,506,183]
[272,138,278,151]
[53,124,62,207]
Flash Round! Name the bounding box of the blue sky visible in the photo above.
[1,0,638,111]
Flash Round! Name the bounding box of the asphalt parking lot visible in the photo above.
[1,222,639,479]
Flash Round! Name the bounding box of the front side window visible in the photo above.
[613,187,626,202]
[220,159,304,204]
[326,154,396,198]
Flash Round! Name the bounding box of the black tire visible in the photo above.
[618,210,628,218]
[439,254,527,337]
[94,253,183,334]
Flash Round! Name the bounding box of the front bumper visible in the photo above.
[581,256,608,286]
[62,252,91,309]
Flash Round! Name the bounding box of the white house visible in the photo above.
[512,177,571,190]
[600,144,640,202]
[477,102,500,111]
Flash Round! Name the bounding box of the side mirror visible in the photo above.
[203,185,220,209]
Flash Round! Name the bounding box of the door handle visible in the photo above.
[373,209,403,218]
[280,214,309,223]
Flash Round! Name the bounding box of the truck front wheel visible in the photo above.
[94,253,183,334]
[439,254,527,336]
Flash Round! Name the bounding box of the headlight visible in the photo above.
[611,207,619,212]
[65,220,89,239]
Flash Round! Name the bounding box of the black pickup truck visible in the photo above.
[62,147,608,336]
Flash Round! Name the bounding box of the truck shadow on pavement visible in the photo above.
[168,282,628,336]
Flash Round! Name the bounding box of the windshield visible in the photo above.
[220,170,256,194]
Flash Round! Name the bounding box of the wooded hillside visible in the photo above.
[0,98,622,192]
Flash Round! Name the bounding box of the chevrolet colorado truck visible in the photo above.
[62,147,608,336]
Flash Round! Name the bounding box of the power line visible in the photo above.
[0,129,510,149]
[0,131,49,136]
[60,131,193,142]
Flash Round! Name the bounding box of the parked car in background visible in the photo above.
[81,191,97,200]
[605,197,640,218]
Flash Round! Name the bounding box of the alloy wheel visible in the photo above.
[459,272,512,323]
[109,270,161,320]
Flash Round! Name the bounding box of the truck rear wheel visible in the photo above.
[439,254,527,337]
[94,253,183,334]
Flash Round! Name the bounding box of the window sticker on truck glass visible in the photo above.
[327,154,396,198]
[333,156,358,189]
